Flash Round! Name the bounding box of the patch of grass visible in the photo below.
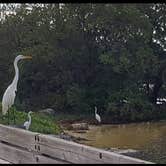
[0,106,62,134]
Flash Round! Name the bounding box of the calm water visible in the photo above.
[69,121,166,164]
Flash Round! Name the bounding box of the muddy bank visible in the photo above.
[48,131,89,143]
[48,131,140,158]
[57,117,157,130]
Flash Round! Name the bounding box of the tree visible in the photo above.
[0,3,165,122]
[138,4,166,104]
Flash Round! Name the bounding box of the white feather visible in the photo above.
[2,84,16,115]
[95,113,101,123]
[2,55,32,115]
[23,121,30,130]
[23,111,32,130]
[95,106,101,123]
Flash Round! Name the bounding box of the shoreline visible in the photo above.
[58,117,166,131]
[49,129,143,161]
[49,121,163,164]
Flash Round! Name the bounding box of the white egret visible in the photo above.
[2,55,32,124]
[95,106,101,123]
[23,111,33,130]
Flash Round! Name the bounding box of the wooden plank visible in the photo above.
[0,158,11,164]
[37,144,105,164]
[34,155,70,164]
[0,140,70,164]
[0,124,38,151]
[0,142,36,164]
[0,139,70,164]
[37,134,154,164]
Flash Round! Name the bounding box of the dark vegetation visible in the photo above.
[0,3,166,124]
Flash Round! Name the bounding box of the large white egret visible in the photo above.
[23,111,33,130]
[95,106,101,123]
[2,55,32,124]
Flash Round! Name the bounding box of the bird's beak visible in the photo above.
[24,55,32,59]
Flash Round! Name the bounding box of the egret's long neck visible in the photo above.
[95,108,97,114]
[28,113,31,124]
[12,59,19,90]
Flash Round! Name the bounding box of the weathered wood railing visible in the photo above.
[0,124,154,164]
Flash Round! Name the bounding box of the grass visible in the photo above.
[0,107,62,135]
[0,102,94,134]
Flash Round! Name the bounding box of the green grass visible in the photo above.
[0,107,62,134]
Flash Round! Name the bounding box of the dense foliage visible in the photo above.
[0,3,166,123]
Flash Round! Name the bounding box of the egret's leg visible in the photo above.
[1,111,3,121]
[8,110,9,125]
[11,106,16,124]
[13,107,16,125]
[1,115,5,124]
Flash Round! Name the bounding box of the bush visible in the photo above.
[0,104,62,134]
[105,91,155,123]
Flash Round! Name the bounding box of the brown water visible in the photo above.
[66,121,166,164]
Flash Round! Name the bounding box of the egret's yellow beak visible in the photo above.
[24,55,32,59]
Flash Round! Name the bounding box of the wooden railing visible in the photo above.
[0,124,154,164]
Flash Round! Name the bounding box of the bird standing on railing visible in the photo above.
[95,106,101,123]
[2,55,32,124]
[23,111,33,130]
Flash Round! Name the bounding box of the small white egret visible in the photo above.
[23,111,33,130]
[2,55,32,124]
[95,106,101,123]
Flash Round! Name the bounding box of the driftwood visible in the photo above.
[71,123,89,130]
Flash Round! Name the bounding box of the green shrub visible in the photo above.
[106,91,155,122]
[0,105,61,134]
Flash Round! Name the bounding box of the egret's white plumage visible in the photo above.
[2,86,16,115]
[95,106,101,123]
[2,55,32,116]
[23,111,33,130]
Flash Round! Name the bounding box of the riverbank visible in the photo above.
[49,128,142,159]
[59,121,166,164]
[57,114,166,131]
